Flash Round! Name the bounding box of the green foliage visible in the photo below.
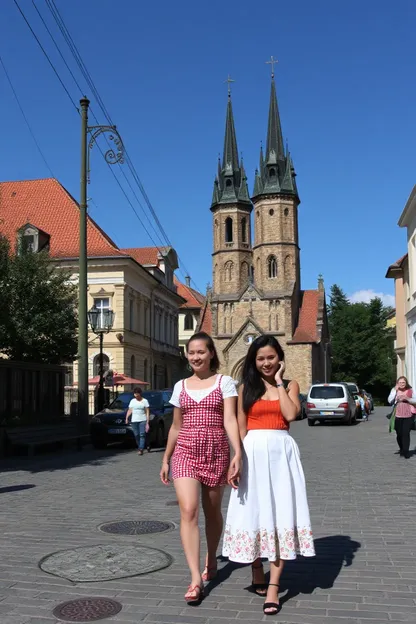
[0,235,78,364]
[328,284,395,401]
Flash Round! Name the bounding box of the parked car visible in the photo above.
[306,383,357,426]
[90,389,173,449]
[340,382,359,397]
[298,393,307,420]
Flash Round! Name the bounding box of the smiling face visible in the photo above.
[187,339,213,374]
[397,377,408,390]
[255,345,280,379]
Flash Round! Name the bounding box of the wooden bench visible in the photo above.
[4,424,90,457]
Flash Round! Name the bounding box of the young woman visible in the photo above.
[388,376,416,459]
[222,335,315,616]
[125,387,150,456]
[160,331,241,605]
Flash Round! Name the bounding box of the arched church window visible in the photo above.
[269,209,274,216]
[93,353,109,377]
[225,179,232,187]
[225,217,233,243]
[224,261,234,282]
[267,255,278,279]
[241,217,247,243]
[269,168,276,178]
[284,208,289,216]
[241,261,249,279]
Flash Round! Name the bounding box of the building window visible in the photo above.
[131,355,136,379]
[269,168,276,178]
[224,261,234,282]
[241,217,247,243]
[94,298,110,331]
[268,255,278,279]
[153,364,158,389]
[225,217,233,243]
[143,358,148,382]
[269,209,274,216]
[93,353,110,376]
[184,312,194,331]
[226,179,232,187]
[129,299,134,331]
[284,208,289,216]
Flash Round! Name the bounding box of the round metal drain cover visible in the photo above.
[40,544,173,582]
[99,520,174,535]
[53,597,122,621]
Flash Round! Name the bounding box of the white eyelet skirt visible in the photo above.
[222,430,315,563]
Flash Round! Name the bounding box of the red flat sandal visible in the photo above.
[185,584,204,605]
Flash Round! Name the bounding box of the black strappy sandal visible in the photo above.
[251,562,267,596]
[263,583,281,616]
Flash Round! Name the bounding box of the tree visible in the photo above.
[0,235,78,364]
[328,284,395,402]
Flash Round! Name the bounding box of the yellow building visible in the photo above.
[1,178,185,403]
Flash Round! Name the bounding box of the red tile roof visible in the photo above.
[122,246,166,266]
[0,178,124,258]
[291,290,320,343]
[198,299,213,334]
[174,277,205,309]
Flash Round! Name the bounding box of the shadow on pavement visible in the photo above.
[0,483,36,493]
[208,535,361,601]
[0,444,131,474]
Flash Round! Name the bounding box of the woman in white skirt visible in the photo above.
[222,335,315,616]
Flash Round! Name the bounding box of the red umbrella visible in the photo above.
[79,373,150,386]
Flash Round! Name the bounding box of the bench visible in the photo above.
[4,424,90,457]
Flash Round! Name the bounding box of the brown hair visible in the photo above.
[133,387,142,395]
[186,331,220,373]
[397,376,412,390]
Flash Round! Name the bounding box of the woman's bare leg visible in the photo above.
[201,485,225,574]
[264,559,285,614]
[174,478,202,591]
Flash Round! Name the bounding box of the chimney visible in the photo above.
[318,274,324,292]
[185,275,191,287]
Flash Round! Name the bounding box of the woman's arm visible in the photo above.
[237,385,248,440]
[387,388,397,404]
[145,406,150,425]
[223,396,241,458]
[162,407,182,464]
[278,380,301,422]
[125,408,132,424]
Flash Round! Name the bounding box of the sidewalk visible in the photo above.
[0,408,415,623]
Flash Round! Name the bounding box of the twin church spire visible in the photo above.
[211,61,298,208]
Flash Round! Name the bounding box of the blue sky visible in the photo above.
[1,0,415,304]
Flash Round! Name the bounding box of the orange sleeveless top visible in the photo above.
[247,399,289,431]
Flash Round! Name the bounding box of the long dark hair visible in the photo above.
[242,335,285,413]
[186,331,220,373]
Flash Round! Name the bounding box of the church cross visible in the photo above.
[266,55,278,78]
[224,74,235,96]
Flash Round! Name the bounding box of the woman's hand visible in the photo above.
[275,361,285,385]
[160,460,170,485]
[227,455,242,489]
[145,423,150,433]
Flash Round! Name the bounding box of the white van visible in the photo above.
[306,383,357,426]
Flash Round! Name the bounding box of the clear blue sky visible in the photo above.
[1,0,415,304]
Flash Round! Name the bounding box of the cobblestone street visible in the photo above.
[0,408,415,624]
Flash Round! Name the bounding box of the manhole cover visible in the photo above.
[39,544,173,582]
[53,597,122,622]
[98,520,174,535]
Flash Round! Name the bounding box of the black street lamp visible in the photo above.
[88,304,115,413]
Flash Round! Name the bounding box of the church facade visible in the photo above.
[198,72,330,393]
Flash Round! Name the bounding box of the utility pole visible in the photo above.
[77,97,124,432]
[78,97,90,433]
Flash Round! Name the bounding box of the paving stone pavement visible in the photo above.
[0,407,415,624]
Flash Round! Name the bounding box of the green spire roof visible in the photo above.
[252,75,298,200]
[211,93,252,210]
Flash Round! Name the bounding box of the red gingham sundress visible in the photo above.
[170,375,230,487]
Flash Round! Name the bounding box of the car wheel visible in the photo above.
[308,419,314,427]
[155,422,165,448]
[92,438,107,450]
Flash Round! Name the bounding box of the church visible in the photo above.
[197,67,330,393]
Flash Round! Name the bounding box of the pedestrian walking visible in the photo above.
[125,387,150,456]
[222,335,315,616]
[388,376,416,459]
[160,331,241,605]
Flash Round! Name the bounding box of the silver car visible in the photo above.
[306,383,357,426]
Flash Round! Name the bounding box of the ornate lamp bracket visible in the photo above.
[87,125,124,183]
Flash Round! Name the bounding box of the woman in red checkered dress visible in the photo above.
[160,332,242,605]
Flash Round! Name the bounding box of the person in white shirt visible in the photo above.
[126,387,150,456]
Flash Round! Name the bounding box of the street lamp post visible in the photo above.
[88,304,115,413]
[77,97,124,432]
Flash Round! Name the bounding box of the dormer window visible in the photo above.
[18,223,50,254]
